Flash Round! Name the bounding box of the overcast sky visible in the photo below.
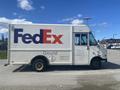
[0,0,120,40]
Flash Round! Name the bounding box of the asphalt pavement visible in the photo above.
[0,61,120,90]
[0,49,120,90]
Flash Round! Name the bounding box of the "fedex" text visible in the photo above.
[14,29,63,44]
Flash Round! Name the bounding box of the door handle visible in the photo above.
[87,46,90,50]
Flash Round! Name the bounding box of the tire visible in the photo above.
[32,59,47,72]
[90,59,101,69]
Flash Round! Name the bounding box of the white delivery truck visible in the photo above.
[7,24,107,71]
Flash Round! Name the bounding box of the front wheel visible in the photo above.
[32,59,47,72]
[90,59,101,69]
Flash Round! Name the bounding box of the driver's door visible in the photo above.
[74,33,89,65]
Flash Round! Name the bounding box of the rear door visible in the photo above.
[74,33,89,65]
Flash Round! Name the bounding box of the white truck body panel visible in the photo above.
[9,24,73,65]
[10,24,72,50]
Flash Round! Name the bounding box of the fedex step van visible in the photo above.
[8,24,107,71]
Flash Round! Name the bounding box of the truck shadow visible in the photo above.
[13,65,92,72]
[102,62,120,69]
[13,62,120,72]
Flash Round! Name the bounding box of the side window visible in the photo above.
[75,33,80,45]
[81,33,88,45]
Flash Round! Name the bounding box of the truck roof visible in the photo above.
[11,23,87,26]
[11,23,91,32]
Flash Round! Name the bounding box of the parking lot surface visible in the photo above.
[0,61,120,90]
[0,49,120,90]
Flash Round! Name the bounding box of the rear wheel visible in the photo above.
[32,59,47,72]
[90,58,101,69]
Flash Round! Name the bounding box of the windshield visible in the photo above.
[89,33,97,46]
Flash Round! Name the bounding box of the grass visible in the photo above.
[0,51,7,59]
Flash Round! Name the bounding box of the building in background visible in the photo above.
[100,39,120,49]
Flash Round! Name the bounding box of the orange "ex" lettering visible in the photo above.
[52,35,63,44]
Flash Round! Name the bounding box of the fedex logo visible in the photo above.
[14,29,63,44]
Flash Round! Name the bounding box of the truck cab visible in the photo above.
[73,25,107,68]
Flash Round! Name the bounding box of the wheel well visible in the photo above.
[90,56,102,64]
[31,55,49,65]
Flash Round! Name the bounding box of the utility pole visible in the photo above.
[2,33,4,42]
[113,34,117,39]
[83,17,96,37]
[83,17,92,26]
